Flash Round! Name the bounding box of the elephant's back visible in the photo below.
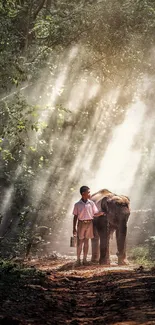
[91,189,113,203]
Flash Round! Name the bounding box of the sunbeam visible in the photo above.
[92,99,146,194]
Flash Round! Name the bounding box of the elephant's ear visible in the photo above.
[101,196,110,213]
[91,189,113,203]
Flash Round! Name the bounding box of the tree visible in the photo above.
[1,0,155,256]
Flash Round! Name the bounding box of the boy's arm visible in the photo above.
[73,215,78,235]
[94,211,106,217]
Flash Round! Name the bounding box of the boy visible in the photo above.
[73,186,104,265]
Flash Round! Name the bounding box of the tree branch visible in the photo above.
[33,0,46,20]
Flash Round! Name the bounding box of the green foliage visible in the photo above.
[1,0,155,92]
[0,259,46,282]
[0,94,49,164]
[145,236,155,261]
[129,246,150,265]
[1,0,155,257]
[130,236,155,266]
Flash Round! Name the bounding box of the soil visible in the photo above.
[0,256,155,325]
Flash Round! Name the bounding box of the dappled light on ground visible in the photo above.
[0,257,155,325]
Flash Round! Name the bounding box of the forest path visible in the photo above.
[0,257,155,325]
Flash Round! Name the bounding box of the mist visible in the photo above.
[23,46,155,255]
[1,0,155,258]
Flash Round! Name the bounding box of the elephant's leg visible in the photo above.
[91,224,100,262]
[116,220,127,265]
[98,217,110,265]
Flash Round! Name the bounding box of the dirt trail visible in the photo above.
[0,257,155,325]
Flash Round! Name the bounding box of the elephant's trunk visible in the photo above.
[116,220,127,263]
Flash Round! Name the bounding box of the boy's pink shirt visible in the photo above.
[73,199,99,220]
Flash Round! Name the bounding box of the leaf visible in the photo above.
[29,146,36,152]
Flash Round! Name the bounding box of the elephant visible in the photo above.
[91,189,130,265]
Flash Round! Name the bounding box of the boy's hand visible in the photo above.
[99,211,106,216]
[94,211,106,217]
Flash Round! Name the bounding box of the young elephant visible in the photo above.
[91,189,130,265]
